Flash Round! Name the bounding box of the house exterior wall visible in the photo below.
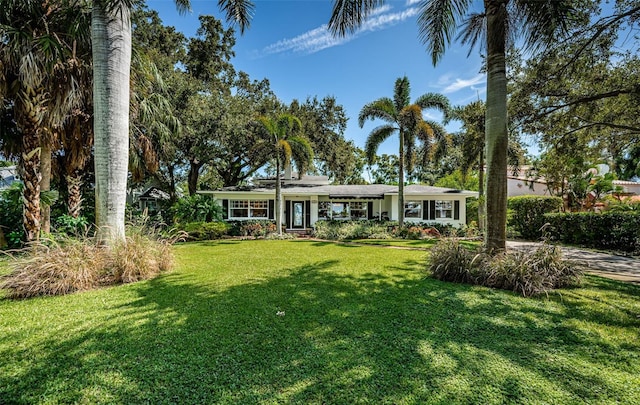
[507,177,551,197]
[203,190,472,229]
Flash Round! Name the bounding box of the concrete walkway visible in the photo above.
[507,240,640,284]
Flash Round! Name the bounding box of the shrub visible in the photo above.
[228,220,277,238]
[0,183,24,249]
[182,221,230,241]
[313,220,392,240]
[427,239,583,297]
[508,195,563,240]
[172,194,222,224]
[54,215,91,237]
[544,211,640,253]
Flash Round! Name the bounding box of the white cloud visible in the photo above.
[406,0,422,6]
[260,6,418,56]
[441,74,486,94]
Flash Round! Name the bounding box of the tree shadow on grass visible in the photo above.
[2,250,640,404]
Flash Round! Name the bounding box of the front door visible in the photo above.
[291,201,304,229]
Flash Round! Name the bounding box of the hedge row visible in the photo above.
[507,195,563,240]
[544,211,640,253]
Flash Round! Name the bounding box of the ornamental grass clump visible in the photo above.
[428,239,583,297]
[0,240,105,299]
[0,229,177,299]
[109,232,174,284]
[429,238,486,284]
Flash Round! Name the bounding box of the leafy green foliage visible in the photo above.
[544,211,640,253]
[53,215,90,237]
[429,239,582,297]
[312,220,463,240]
[172,195,222,224]
[508,195,563,240]
[228,220,277,238]
[180,221,230,241]
[0,183,23,248]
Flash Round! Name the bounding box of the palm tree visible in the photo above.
[258,114,313,235]
[0,0,91,241]
[91,0,254,245]
[447,100,486,231]
[330,0,575,253]
[359,76,449,227]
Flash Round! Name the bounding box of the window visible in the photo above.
[250,200,268,218]
[350,201,368,219]
[331,202,350,219]
[404,201,422,218]
[318,201,331,220]
[230,200,269,218]
[435,200,453,219]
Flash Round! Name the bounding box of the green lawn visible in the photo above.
[346,238,479,249]
[1,240,639,404]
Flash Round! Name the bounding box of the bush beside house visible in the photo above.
[508,195,563,240]
[544,211,640,253]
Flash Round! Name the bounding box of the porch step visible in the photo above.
[286,229,311,236]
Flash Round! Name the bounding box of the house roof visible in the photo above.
[201,183,477,199]
[137,186,170,200]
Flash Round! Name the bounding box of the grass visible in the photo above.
[1,240,639,404]
[347,238,480,249]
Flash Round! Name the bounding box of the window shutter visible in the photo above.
[222,199,229,220]
[454,200,460,220]
[268,200,274,220]
[429,200,436,220]
[305,200,311,228]
[422,200,428,220]
[368,201,374,219]
[285,200,291,229]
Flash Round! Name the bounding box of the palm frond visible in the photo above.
[328,0,385,37]
[288,136,314,177]
[414,92,451,115]
[513,0,575,53]
[358,98,395,127]
[393,76,411,111]
[457,12,486,57]
[364,124,396,164]
[418,0,473,65]
[218,0,255,34]
[277,139,293,163]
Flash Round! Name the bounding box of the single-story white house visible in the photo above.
[199,174,477,232]
[0,166,18,191]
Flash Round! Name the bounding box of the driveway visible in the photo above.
[507,240,640,284]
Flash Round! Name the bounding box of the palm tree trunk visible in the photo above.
[484,0,509,254]
[398,130,405,227]
[275,156,283,235]
[92,2,132,245]
[20,121,41,242]
[66,171,83,218]
[40,143,51,234]
[478,150,485,232]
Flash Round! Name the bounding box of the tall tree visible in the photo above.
[359,76,449,227]
[257,114,313,235]
[0,0,91,240]
[330,0,576,253]
[91,0,253,245]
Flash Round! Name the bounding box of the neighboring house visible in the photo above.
[199,174,477,232]
[0,166,18,191]
[135,186,170,214]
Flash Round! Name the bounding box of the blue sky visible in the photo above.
[146,0,509,157]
